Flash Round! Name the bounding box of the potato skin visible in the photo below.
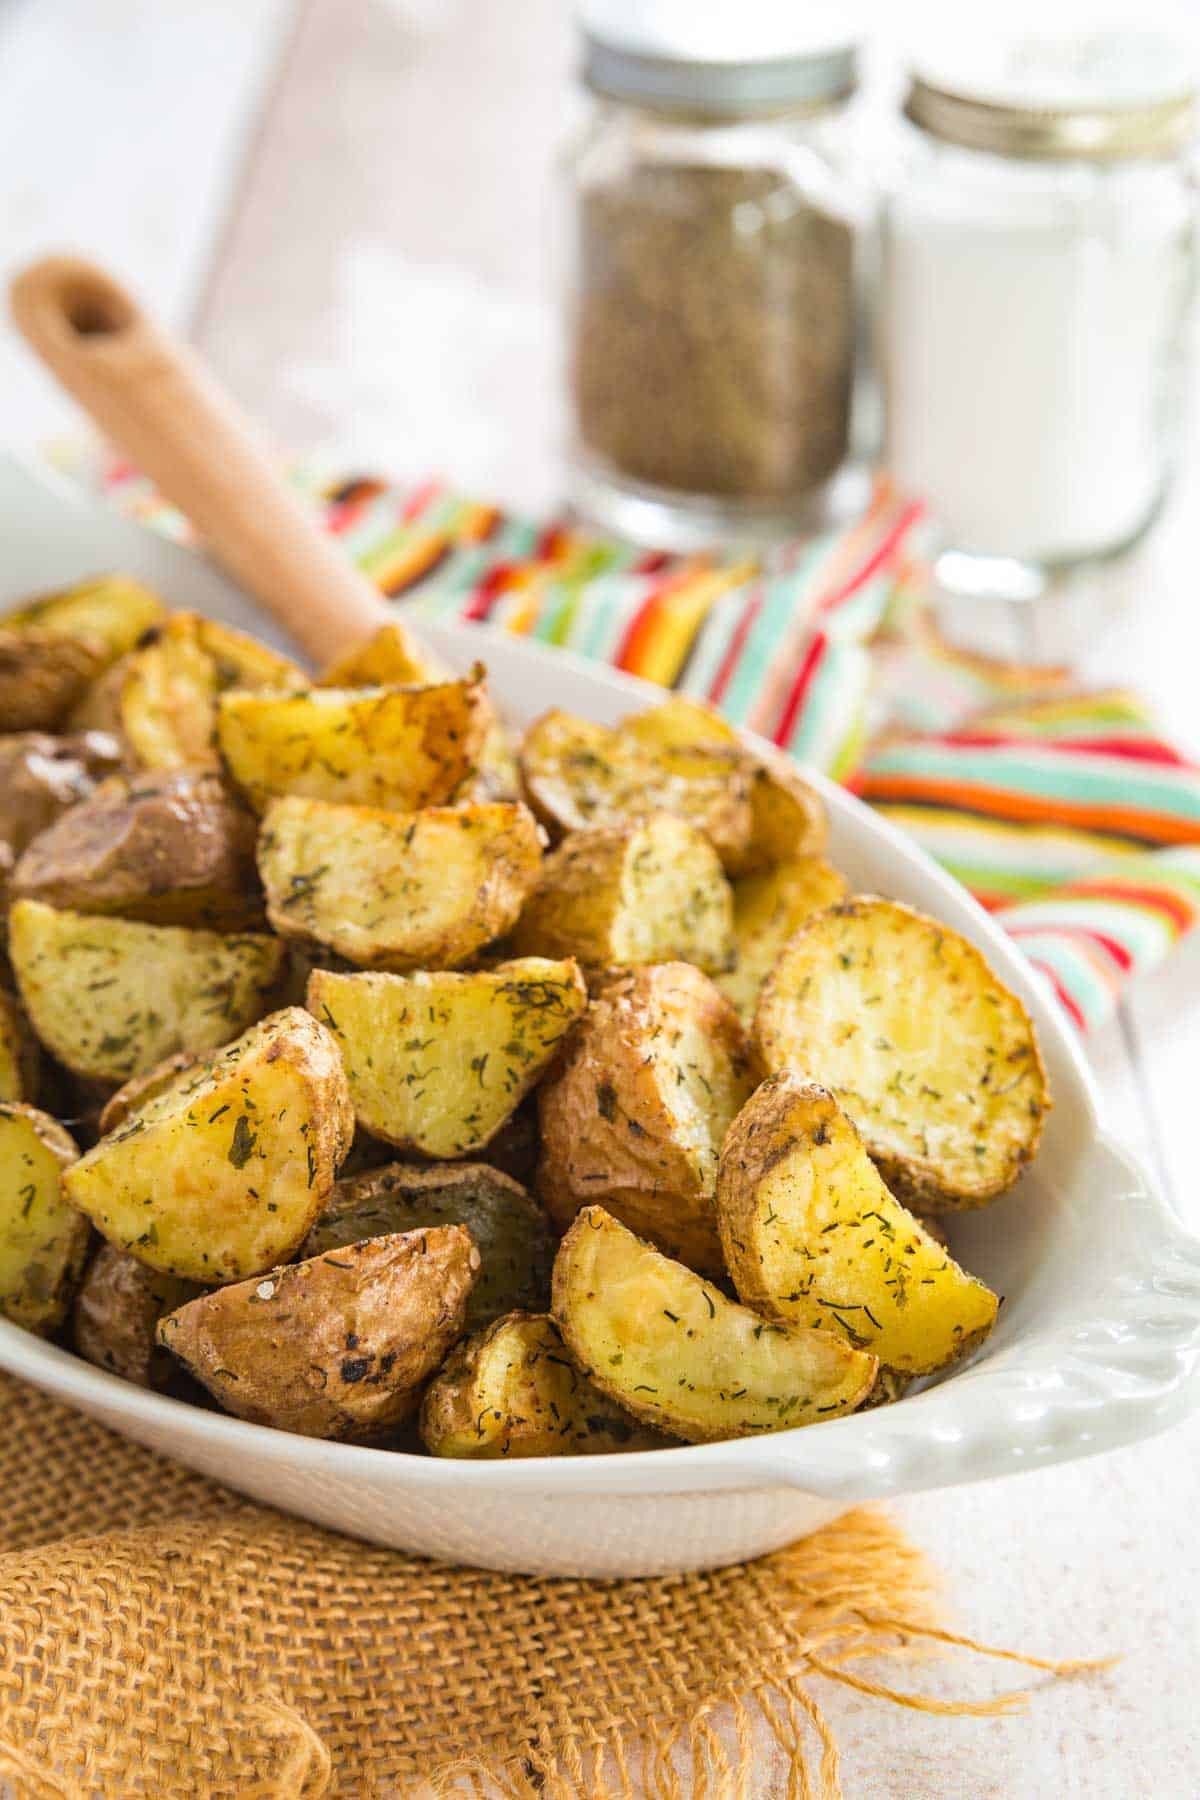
[73,1244,200,1388]
[536,963,756,1276]
[755,897,1050,1210]
[0,629,107,732]
[258,796,542,971]
[303,1160,555,1332]
[14,770,262,929]
[420,1311,667,1459]
[157,1228,479,1439]
[0,732,122,857]
[0,1104,88,1335]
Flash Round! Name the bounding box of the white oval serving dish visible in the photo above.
[1,452,1199,1577]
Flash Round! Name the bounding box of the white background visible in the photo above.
[1,2,1199,1793]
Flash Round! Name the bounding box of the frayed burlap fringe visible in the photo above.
[0,1373,1108,1798]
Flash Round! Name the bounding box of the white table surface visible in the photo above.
[2,3,1199,1794]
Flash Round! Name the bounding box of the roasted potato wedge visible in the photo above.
[64,1007,353,1283]
[73,1244,200,1388]
[0,732,122,857]
[0,989,39,1103]
[0,629,107,732]
[157,1227,478,1438]
[13,769,262,929]
[755,898,1050,1210]
[258,796,542,971]
[537,963,756,1275]
[718,1075,999,1374]
[10,899,286,1083]
[318,620,450,687]
[217,671,489,813]
[4,575,166,658]
[519,707,754,871]
[303,1160,554,1331]
[716,856,848,1023]
[308,958,586,1158]
[0,1104,87,1334]
[98,1050,203,1136]
[421,1311,668,1458]
[511,814,734,975]
[552,1208,877,1443]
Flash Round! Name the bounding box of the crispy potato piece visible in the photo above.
[455,713,523,804]
[308,959,586,1159]
[552,1208,876,1443]
[511,814,734,975]
[303,1160,554,1331]
[0,629,107,731]
[4,575,166,658]
[421,1311,668,1458]
[97,614,305,771]
[537,964,756,1275]
[157,1228,478,1439]
[717,1075,999,1375]
[65,1007,353,1283]
[73,1244,200,1388]
[618,697,826,874]
[0,1104,87,1334]
[218,671,489,814]
[519,707,754,871]
[13,769,262,929]
[716,857,848,1023]
[857,1367,913,1410]
[319,620,451,687]
[756,898,1050,1210]
[0,989,39,1102]
[10,899,285,1084]
[0,731,122,857]
[258,796,542,971]
[97,1050,204,1136]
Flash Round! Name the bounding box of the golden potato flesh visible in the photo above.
[511,813,734,975]
[0,1104,87,1335]
[718,1075,998,1375]
[4,575,166,658]
[73,1243,199,1388]
[258,796,542,971]
[157,1228,479,1439]
[98,1050,204,1137]
[9,899,285,1083]
[217,673,489,813]
[0,989,39,1103]
[551,1208,877,1444]
[303,1160,555,1332]
[716,857,848,1023]
[536,963,756,1276]
[420,1311,667,1458]
[307,959,586,1159]
[318,620,450,687]
[64,1008,354,1284]
[755,897,1050,1210]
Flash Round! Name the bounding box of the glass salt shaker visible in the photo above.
[881,26,1197,621]
[563,2,874,550]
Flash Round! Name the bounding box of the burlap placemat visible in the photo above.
[0,1370,1102,1798]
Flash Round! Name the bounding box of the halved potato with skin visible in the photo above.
[0,1104,88,1334]
[9,899,285,1083]
[98,1050,204,1137]
[755,897,1050,1211]
[257,796,543,971]
[718,1075,999,1375]
[420,1311,669,1458]
[552,1208,877,1443]
[157,1228,479,1439]
[64,1007,354,1283]
[217,671,489,813]
[511,814,734,975]
[537,963,756,1276]
[716,857,848,1023]
[4,575,166,658]
[0,629,106,731]
[303,1160,555,1332]
[308,958,587,1159]
[73,1244,200,1388]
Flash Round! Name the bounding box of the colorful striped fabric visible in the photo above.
[74,450,1200,1034]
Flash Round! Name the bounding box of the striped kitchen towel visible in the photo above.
[76,453,1200,1034]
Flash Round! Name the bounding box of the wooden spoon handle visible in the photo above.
[10,255,389,665]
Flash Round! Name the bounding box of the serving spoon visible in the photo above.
[10,255,391,666]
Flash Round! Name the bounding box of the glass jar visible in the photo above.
[564,5,872,549]
[881,27,1197,607]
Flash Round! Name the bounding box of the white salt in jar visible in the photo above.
[882,27,1197,601]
